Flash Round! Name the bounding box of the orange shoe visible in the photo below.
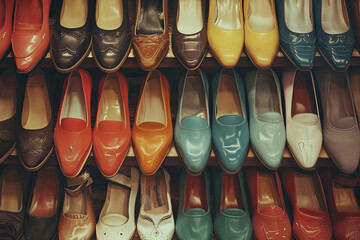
[0,0,14,62]
[132,70,173,175]
[93,71,131,177]
[54,69,92,178]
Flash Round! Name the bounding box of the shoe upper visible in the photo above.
[0,0,14,61]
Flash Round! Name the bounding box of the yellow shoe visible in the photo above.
[244,0,279,69]
[207,0,244,68]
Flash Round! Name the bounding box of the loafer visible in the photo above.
[244,69,285,169]
[54,69,93,178]
[282,70,322,170]
[348,0,360,51]
[212,168,252,240]
[132,70,172,175]
[245,168,291,240]
[175,169,212,240]
[0,69,20,164]
[17,68,54,171]
[349,68,360,125]
[275,0,316,70]
[207,0,244,68]
[92,0,132,73]
[174,69,211,175]
[0,0,14,62]
[51,0,93,73]
[58,170,95,240]
[313,0,354,72]
[93,71,131,178]
[12,0,51,73]
[319,170,360,240]
[212,69,249,174]
[132,0,169,71]
[137,168,175,240]
[24,166,62,240]
[315,68,360,174]
[281,169,332,240]
[97,168,139,240]
[244,0,279,69]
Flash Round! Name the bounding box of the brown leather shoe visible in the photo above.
[348,0,360,51]
[133,0,169,71]
[172,0,208,70]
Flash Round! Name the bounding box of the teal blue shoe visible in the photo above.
[175,169,213,240]
[174,69,211,175]
[244,69,286,169]
[212,168,252,240]
[212,69,249,174]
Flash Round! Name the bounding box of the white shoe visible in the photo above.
[137,168,175,240]
[96,168,140,240]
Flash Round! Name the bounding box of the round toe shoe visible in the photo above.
[214,209,252,240]
[281,43,316,70]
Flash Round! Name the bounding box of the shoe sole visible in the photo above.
[0,143,16,164]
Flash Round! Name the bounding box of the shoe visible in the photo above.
[348,0,360,52]
[212,168,252,240]
[24,166,62,240]
[51,0,93,73]
[172,0,207,70]
[132,0,169,71]
[93,71,131,177]
[12,0,51,73]
[207,0,243,68]
[349,68,360,125]
[132,70,172,175]
[315,68,360,174]
[0,166,30,239]
[0,0,15,62]
[282,69,322,170]
[92,0,132,73]
[245,168,291,240]
[137,168,175,240]
[319,170,360,240]
[58,170,95,240]
[175,169,212,240]
[313,0,354,72]
[244,0,279,69]
[0,69,20,164]
[244,69,285,169]
[97,168,139,240]
[212,68,249,174]
[281,169,332,240]
[54,69,92,178]
[174,69,211,175]
[17,68,54,171]
[275,0,316,70]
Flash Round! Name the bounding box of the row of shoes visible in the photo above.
[1,0,360,73]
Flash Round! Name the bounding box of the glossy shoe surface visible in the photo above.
[0,0,14,62]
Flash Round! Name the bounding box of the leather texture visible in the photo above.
[349,68,360,126]
[348,0,360,51]
[212,69,249,174]
[0,0,14,62]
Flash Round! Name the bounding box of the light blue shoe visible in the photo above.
[244,69,286,169]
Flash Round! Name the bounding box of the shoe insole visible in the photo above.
[255,70,280,116]
[97,74,125,130]
[0,0,5,28]
[257,171,281,211]
[21,72,51,130]
[144,171,169,214]
[285,0,313,33]
[29,167,59,217]
[0,168,21,212]
[291,71,316,117]
[177,0,203,34]
[136,0,164,35]
[60,71,87,131]
[328,72,356,129]
[15,0,42,31]
[102,183,130,225]
[248,0,274,32]
[96,0,123,30]
[294,172,325,211]
[0,71,16,122]
[216,71,243,119]
[60,0,87,29]
[334,184,360,212]
[221,173,245,211]
[184,173,208,211]
[137,75,166,126]
[321,0,349,34]
[64,191,87,219]
[214,0,241,30]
